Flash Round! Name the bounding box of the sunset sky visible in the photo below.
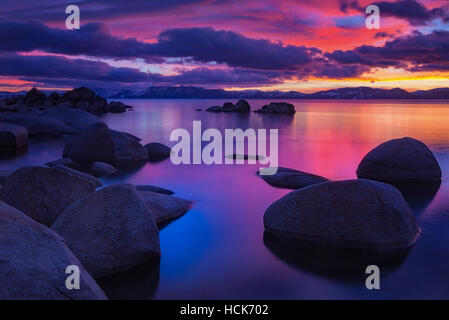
[0,0,448,92]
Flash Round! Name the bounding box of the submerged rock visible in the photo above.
[357,137,442,183]
[0,201,107,300]
[135,185,174,195]
[259,167,329,189]
[0,122,28,148]
[51,184,160,278]
[43,107,107,132]
[90,162,117,177]
[264,179,420,251]
[138,191,192,227]
[0,114,77,136]
[255,102,295,114]
[144,142,171,162]
[0,166,96,226]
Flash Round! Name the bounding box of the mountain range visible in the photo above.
[94,86,449,99]
[2,86,449,100]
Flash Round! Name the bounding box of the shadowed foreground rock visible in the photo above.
[357,137,442,183]
[51,184,160,278]
[42,107,107,132]
[264,179,420,251]
[0,123,28,148]
[0,201,106,300]
[0,114,77,136]
[53,164,103,188]
[0,166,96,226]
[138,191,193,227]
[259,167,329,189]
[63,127,148,167]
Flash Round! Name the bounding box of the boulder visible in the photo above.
[0,166,96,226]
[206,105,222,112]
[233,100,250,113]
[88,96,108,116]
[0,122,28,148]
[138,191,192,226]
[108,101,127,113]
[356,137,442,183]
[24,87,47,106]
[63,128,148,167]
[259,167,329,189]
[264,179,420,251]
[43,107,107,132]
[53,164,103,188]
[144,142,171,162]
[255,102,295,114]
[51,184,161,278]
[135,185,174,195]
[47,92,60,105]
[222,102,235,112]
[0,201,106,300]
[0,114,77,136]
[62,87,95,104]
[90,162,117,177]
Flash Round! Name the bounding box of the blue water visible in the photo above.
[2,99,449,299]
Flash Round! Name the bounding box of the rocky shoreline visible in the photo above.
[0,88,444,299]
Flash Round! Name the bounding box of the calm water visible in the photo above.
[2,99,449,299]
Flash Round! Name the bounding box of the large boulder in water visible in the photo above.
[0,166,96,226]
[356,137,442,183]
[138,191,192,227]
[53,164,103,188]
[0,122,28,148]
[0,114,77,136]
[0,201,106,300]
[51,184,160,278]
[63,128,148,167]
[144,142,171,162]
[233,100,250,113]
[43,107,107,132]
[259,167,329,189]
[264,179,420,251]
[255,102,295,114]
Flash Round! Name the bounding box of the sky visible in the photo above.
[0,0,448,93]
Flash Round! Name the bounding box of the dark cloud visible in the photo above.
[374,0,448,25]
[0,21,319,71]
[327,30,449,71]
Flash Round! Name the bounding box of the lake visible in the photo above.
[1,99,449,299]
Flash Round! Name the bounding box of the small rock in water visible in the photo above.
[90,162,118,177]
[0,122,28,148]
[0,166,96,226]
[51,184,160,278]
[264,179,420,251]
[108,101,127,113]
[0,201,107,300]
[259,167,329,189]
[255,102,295,114]
[138,191,193,227]
[144,142,171,162]
[233,100,250,113]
[206,105,222,112]
[135,185,174,195]
[357,137,442,183]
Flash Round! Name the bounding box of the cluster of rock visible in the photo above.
[205,100,296,114]
[0,166,193,299]
[262,137,441,253]
[206,100,250,113]
[0,87,132,116]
